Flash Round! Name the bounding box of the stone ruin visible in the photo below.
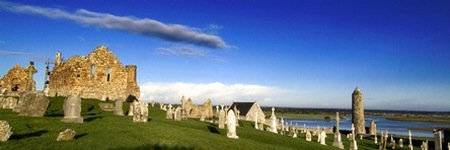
[16,91,49,117]
[0,61,37,97]
[0,97,17,109]
[352,87,366,135]
[132,101,148,123]
[180,96,213,119]
[61,94,83,124]
[0,120,13,142]
[47,45,140,101]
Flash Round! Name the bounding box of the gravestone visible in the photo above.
[218,108,226,129]
[0,120,13,142]
[61,94,83,123]
[306,131,312,141]
[391,134,396,149]
[151,100,155,107]
[1,97,17,109]
[166,104,173,119]
[226,109,239,139]
[332,112,344,149]
[114,100,124,116]
[270,107,278,133]
[56,128,76,141]
[280,117,285,135]
[132,101,148,123]
[369,120,377,135]
[320,130,327,145]
[399,138,403,148]
[350,123,358,150]
[435,130,442,150]
[19,93,49,117]
[421,140,428,150]
[128,104,134,116]
[98,103,115,111]
[409,130,414,150]
[13,91,34,112]
[375,134,378,144]
[174,107,181,121]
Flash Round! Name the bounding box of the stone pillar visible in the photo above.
[352,87,366,135]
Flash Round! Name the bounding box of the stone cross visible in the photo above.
[434,130,442,150]
[332,112,344,149]
[350,123,358,150]
[270,107,278,133]
[61,94,83,123]
[166,104,173,120]
[280,118,285,135]
[390,134,396,149]
[226,109,238,139]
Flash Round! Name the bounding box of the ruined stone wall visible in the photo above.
[48,45,140,101]
[352,87,366,134]
[0,63,35,96]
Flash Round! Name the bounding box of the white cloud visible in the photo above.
[155,46,207,57]
[0,50,50,62]
[139,82,289,106]
[0,1,227,48]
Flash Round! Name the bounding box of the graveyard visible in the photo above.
[1,96,442,149]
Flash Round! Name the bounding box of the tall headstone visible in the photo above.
[435,130,442,150]
[226,109,239,139]
[350,123,358,150]
[0,120,13,142]
[270,107,278,133]
[114,100,124,116]
[128,104,134,116]
[352,87,366,135]
[166,104,173,119]
[320,129,327,145]
[399,138,404,148]
[132,101,148,123]
[375,134,378,144]
[306,130,312,141]
[174,107,182,121]
[218,107,226,129]
[61,94,83,123]
[421,140,428,150]
[19,93,50,117]
[409,130,414,150]
[391,134,396,149]
[369,120,377,135]
[332,112,344,149]
[280,117,285,135]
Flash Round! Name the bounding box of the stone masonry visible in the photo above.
[48,45,139,101]
[352,87,366,134]
[0,61,37,96]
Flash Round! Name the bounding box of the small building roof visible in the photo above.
[230,102,255,116]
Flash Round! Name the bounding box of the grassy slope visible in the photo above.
[0,97,421,150]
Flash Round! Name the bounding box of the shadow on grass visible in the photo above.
[207,125,220,134]
[84,116,103,122]
[74,133,88,139]
[87,106,95,112]
[147,118,152,122]
[10,130,48,140]
[44,110,64,117]
[111,143,195,150]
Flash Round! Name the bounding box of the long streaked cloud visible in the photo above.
[139,82,290,105]
[0,50,50,62]
[0,1,227,48]
[155,47,207,57]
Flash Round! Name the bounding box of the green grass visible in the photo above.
[0,97,426,149]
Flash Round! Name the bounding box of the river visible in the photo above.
[285,116,450,137]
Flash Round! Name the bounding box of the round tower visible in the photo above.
[352,87,366,134]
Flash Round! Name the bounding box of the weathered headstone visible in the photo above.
[56,128,76,141]
[0,97,17,109]
[390,134,396,149]
[409,130,413,150]
[19,93,49,117]
[61,94,83,123]
[306,130,312,141]
[332,112,344,149]
[13,91,34,112]
[174,107,181,121]
[114,100,124,116]
[320,129,327,145]
[98,103,115,111]
[399,138,403,148]
[369,120,377,135]
[421,140,428,150]
[132,101,148,123]
[128,104,134,116]
[350,123,358,150]
[270,107,278,133]
[226,109,239,139]
[166,104,173,119]
[435,130,442,150]
[0,120,13,142]
[375,134,378,144]
[218,107,226,129]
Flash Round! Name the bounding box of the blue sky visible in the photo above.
[1,0,449,111]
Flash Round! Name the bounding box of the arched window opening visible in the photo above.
[91,65,96,77]
[107,67,111,82]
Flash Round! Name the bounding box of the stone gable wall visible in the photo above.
[0,64,34,96]
[48,45,140,101]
